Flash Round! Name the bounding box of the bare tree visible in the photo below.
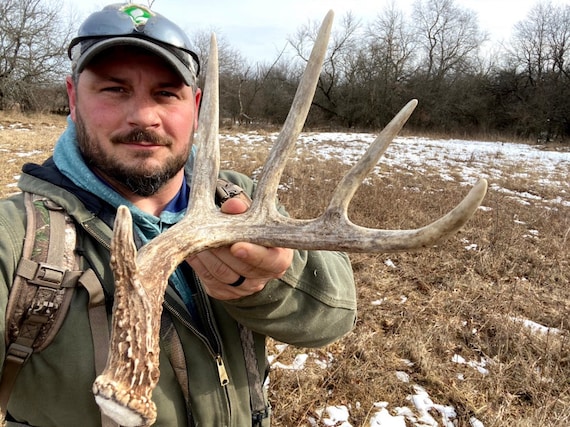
[189,28,244,78]
[511,1,570,82]
[506,1,570,141]
[355,2,418,125]
[548,3,570,77]
[288,12,363,126]
[0,0,74,110]
[192,29,254,124]
[367,2,416,83]
[412,0,487,80]
[511,2,551,83]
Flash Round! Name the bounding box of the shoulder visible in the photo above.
[0,193,27,285]
[0,192,26,242]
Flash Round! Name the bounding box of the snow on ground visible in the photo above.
[221,131,569,427]
[222,132,569,208]
[268,341,496,427]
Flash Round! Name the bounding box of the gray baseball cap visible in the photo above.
[68,4,200,86]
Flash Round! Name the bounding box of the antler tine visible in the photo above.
[187,33,220,214]
[314,178,489,252]
[327,99,419,214]
[407,178,488,245]
[251,10,334,212]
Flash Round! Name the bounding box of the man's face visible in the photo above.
[66,46,201,197]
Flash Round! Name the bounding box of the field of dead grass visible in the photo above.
[0,112,569,426]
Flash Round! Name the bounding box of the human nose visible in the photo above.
[126,94,160,129]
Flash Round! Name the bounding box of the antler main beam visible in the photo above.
[93,10,488,426]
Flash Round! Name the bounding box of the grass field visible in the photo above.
[1,112,569,426]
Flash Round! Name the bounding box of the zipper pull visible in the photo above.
[216,355,229,386]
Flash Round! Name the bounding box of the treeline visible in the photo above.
[1,0,569,142]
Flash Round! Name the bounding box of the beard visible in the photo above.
[75,111,190,197]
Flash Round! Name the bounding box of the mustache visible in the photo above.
[110,129,172,146]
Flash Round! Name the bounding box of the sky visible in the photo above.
[66,0,570,63]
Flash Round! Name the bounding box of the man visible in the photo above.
[0,3,356,426]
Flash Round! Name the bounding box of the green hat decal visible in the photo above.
[121,4,154,26]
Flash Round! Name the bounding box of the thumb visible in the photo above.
[220,197,250,214]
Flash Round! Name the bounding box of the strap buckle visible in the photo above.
[215,179,252,207]
[5,343,33,365]
[29,262,66,289]
[29,287,60,317]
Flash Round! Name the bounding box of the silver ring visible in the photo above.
[229,276,246,287]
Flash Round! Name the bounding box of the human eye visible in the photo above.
[156,90,180,99]
[101,86,127,94]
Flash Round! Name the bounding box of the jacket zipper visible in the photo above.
[163,289,233,424]
[82,219,112,249]
[165,268,233,421]
[163,299,229,387]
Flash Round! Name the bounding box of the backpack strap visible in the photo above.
[80,269,119,427]
[0,193,118,426]
[0,193,80,414]
[79,270,110,383]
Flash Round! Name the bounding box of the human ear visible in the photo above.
[66,75,77,121]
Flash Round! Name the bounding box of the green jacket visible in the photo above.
[0,162,356,426]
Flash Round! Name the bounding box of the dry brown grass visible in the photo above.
[0,112,66,198]
[222,131,570,426]
[1,113,569,426]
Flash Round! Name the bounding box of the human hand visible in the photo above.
[186,196,294,300]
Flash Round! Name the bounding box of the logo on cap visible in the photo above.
[120,5,154,26]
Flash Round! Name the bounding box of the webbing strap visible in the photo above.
[45,200,66,264]
[79,269,119,427]
[161,312,194,426]
[238,325,269,425]
[0,348,31,419]
[15,259,82,289]
[80,269,108,374]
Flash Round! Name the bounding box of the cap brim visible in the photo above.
[75,37,196,86]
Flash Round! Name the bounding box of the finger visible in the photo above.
[188,249,242,284]
[202,277,267,301]
[230,243,293,277]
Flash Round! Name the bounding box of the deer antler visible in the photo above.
[92,10,488,426]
